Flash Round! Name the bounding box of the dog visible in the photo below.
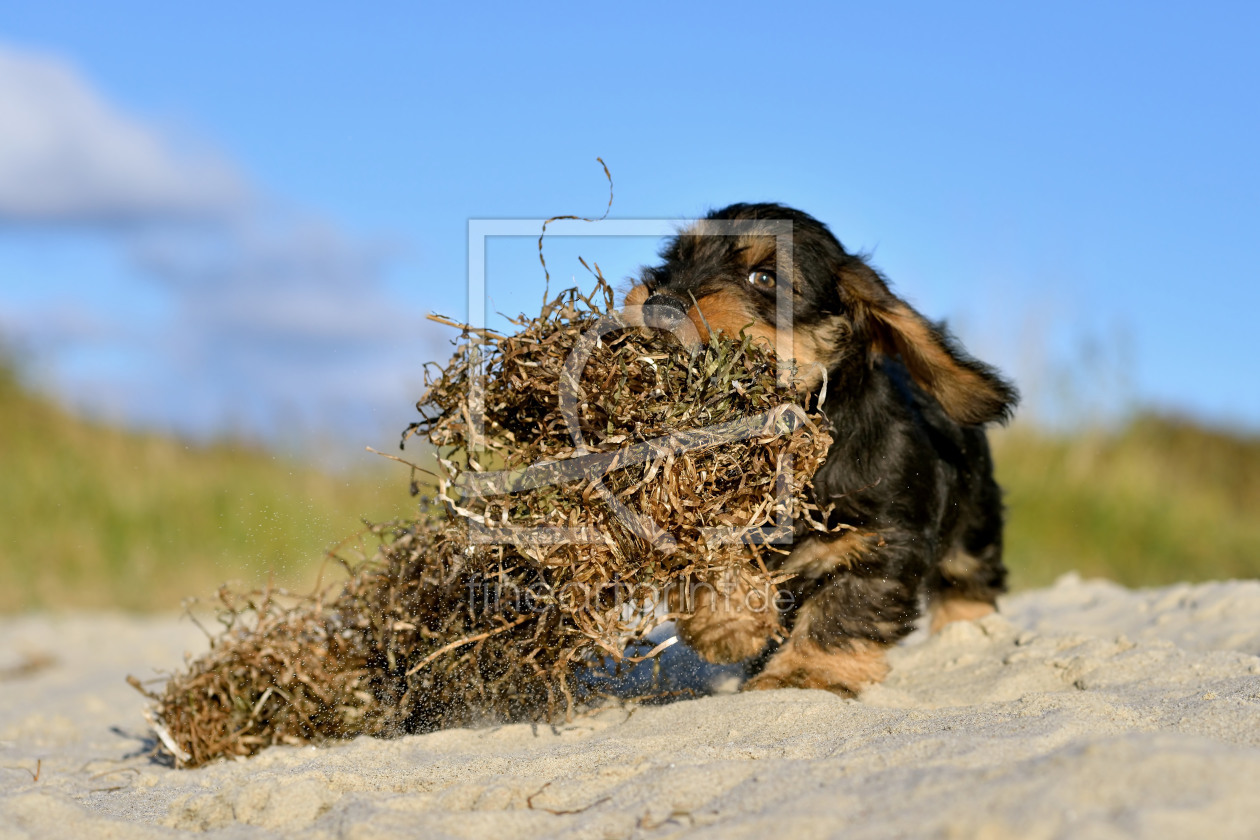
[622,203,1018,696]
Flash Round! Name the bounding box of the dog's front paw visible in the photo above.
[741,667,856,697]
[741,672,791,692]
[677,607,777,664]
[741,637,887,697]
[673,574,780,664]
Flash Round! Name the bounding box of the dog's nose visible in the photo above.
[641,294,689,330]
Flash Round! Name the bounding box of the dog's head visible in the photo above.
[623,202,1017,426]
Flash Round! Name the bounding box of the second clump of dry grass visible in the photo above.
[138,278,834,767]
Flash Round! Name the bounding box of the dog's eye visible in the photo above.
[747,269,776,292]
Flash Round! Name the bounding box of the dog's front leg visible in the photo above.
[744,531,924,696]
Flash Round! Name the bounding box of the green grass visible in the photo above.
[0,360,419,612]
[994,415,1260,589]
[2,356,1257,611]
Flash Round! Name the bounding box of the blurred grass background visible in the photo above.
[2,354,1257,612]
[0,358,417,612]
[992,418,1260,588]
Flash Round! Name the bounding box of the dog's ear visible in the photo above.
[842,262,1018,426]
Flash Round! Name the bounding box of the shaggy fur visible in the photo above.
[623,203,1019,695]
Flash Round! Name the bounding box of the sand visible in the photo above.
[2,574,1259,839]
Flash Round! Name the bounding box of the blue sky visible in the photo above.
[1,1,1257,449]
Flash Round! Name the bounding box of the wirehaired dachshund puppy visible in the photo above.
[622,203,1018,696]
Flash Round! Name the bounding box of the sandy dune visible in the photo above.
[2,574,1259,839]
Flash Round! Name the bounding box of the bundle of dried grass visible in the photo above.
[132,516,558,767]
[136,278,834,767]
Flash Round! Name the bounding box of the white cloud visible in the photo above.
[108,220,450,443]
[0,44,249,223]
[131,222,415,343]
[0,43,450,446]
[5,222,452,446]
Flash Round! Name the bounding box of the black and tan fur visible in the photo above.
[623,203,1018,696]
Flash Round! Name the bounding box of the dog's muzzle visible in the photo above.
[641,294,689,330]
